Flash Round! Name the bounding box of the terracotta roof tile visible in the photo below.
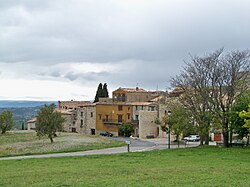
[27,118,37,123]
[114,87,147,93]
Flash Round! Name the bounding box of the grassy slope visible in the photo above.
[0,131,124,157]
[0,147,249,187]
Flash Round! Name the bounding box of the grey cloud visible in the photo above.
[1,0,249,64]
[0,0,250,92]
[63,71,111,82]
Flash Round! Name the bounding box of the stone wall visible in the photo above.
[139,110,158,139]
[62,113,74,132]
[61,106,96,135]
[75,106,96,134]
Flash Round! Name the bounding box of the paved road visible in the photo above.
[0,138,199,161]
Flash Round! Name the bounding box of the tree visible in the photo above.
[94,83,109,102]
[36,104,65,143]
[230,91,250,141]
[103,83,109,98]
[0,111,14,134]
[94,83,103,103]
[167,100,193,147]
[211,50,250,147]
[119,123,134,137]
[171,49,222,145]
[239,104,250,144]
[171,49,250,147]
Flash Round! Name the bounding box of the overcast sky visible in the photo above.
[0,0,250,101]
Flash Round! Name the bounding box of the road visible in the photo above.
[0,138,199,161]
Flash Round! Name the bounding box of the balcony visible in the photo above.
[103,119,124,125]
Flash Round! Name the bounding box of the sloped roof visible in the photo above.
[55,109,74,115]
[126,102,156,106]
[27,118,37,123]
[58,101,94,108]
[113,87,147,93]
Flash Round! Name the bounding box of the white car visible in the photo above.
[184,135,200,142]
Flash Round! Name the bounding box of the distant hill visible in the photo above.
[0,100,56,108]
[0,100,57,130]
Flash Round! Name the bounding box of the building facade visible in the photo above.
[57,101,96,135]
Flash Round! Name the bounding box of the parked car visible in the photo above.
[184,135,200,142]
[99,131,113,137]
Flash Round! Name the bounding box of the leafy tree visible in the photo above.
[239,104,250,144]
[167,101,193,147]
[155,115,168,132]
[0,111,14,134]
[36,104,65,143]
[230,91,250,141]
[119,123,134,137]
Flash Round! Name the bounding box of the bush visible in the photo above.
[119,123,134,137]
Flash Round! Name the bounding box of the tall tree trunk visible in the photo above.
[222,127,229,147]
[200,136,204,146]
[229,129,233,144]
[177,135,180,148]
[204,134,209,145]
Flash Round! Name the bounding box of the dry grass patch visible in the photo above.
[0,131,124,157]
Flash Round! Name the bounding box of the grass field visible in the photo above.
[0,146,249,187]
[0,131,124,157]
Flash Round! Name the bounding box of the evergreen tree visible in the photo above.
[103,83,109,98]
[94,83,103,102]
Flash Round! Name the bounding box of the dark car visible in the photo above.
[99,131,113,137]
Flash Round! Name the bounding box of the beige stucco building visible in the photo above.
[27,118,37,130]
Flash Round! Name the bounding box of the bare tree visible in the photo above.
[210,50,250,147]
[171,49,250,147]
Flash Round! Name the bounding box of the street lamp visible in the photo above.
[167,111,171,149]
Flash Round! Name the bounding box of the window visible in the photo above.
[127,114,130,120]
[80,120,83,128]
[91,112,93,117]
[117,95,121,101]
[128,107,130,110]
[81,112,83,117]
[122,94,126,102]
[135,106,138,111]
[73,121,75,126]
[149,106,155,111]
[118,115,123,123]
[105,115,109,121]
[118,105,123,111]
[99,114,102,120]
[142,106,144,110]
[135,115,139,120]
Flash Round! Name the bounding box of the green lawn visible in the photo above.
[0,147,249,187]
[0,131,124,157]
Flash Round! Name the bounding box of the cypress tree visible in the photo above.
[94,83,103,102]
[103,83,109,98]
